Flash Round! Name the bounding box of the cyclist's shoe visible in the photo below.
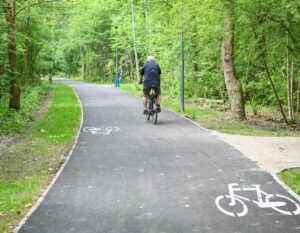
[156,104,161,112]
[143,109,148,115]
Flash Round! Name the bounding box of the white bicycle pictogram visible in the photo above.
[83,127,119,135]
[215,183,300,217]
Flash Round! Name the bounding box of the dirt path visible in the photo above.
[212,131,300,175]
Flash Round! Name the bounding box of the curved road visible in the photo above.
[18,79,300,233]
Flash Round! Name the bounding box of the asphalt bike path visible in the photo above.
[17,80,300,233]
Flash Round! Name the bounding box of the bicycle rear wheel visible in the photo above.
[266,194,300,215]
[150,103,158,124]
[145,97,151,120]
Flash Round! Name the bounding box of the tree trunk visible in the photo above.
[252,18,288,125]
[221,0,246,120]
[80,47,86,81]
[23,7,31,87]
[2,0,20,110]
[286,33,294,121]
[130,57,133,81]
[296,69,300,113]
[144,0,152,54]
[131,0,139,81]
[8,35,20,110]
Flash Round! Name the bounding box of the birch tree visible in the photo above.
[131,0,139,81]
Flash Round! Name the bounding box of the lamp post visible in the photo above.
[180,0,185,112]
[180,32,185,112]
[115,26,120,87]
[116,47,118,79]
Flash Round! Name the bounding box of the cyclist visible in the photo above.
[139,55,162,115]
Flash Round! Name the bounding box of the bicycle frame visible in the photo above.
[227,183,285,208]
[227,183,250,206]
[216,183,300,217]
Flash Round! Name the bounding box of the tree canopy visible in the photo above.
[1,0,300,121]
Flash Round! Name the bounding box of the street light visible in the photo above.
[116,47,118,79]
[115,26,119,87]
[180,0,185,112]
[180,31,185,112]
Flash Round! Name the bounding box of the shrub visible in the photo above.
[0,82,51,136]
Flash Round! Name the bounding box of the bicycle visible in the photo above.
[215,183,300,217]
[145,88,159,124]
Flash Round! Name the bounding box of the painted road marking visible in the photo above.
[83,127,119,135]
[215,183,300,217]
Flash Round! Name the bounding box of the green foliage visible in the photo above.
[0,82,51,136]
[1,0,300,117]
[56,0,300,116]
[235,0,300,108]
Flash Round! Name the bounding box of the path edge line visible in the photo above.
[13,87,84,233]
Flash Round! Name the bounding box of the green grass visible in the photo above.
[33,84,81,144]
[119,83,300,136]
[0,84,81,233]
[278,169,300,195]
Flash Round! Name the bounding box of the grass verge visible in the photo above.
[0,84,81,233]
[278,169,300,196]
[119,83,300,136]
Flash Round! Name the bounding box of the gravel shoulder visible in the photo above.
[212,131,300,175]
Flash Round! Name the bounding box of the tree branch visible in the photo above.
[161,0,173,8]
[16,0,53,16]
[265,15,300,51]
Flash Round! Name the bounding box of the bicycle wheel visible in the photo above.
[146,97,151,120]
[151,108,158,124]
[215,195,248,217]
[266,194,300,215]
[146,111,150,120]
[150,99,158,124]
